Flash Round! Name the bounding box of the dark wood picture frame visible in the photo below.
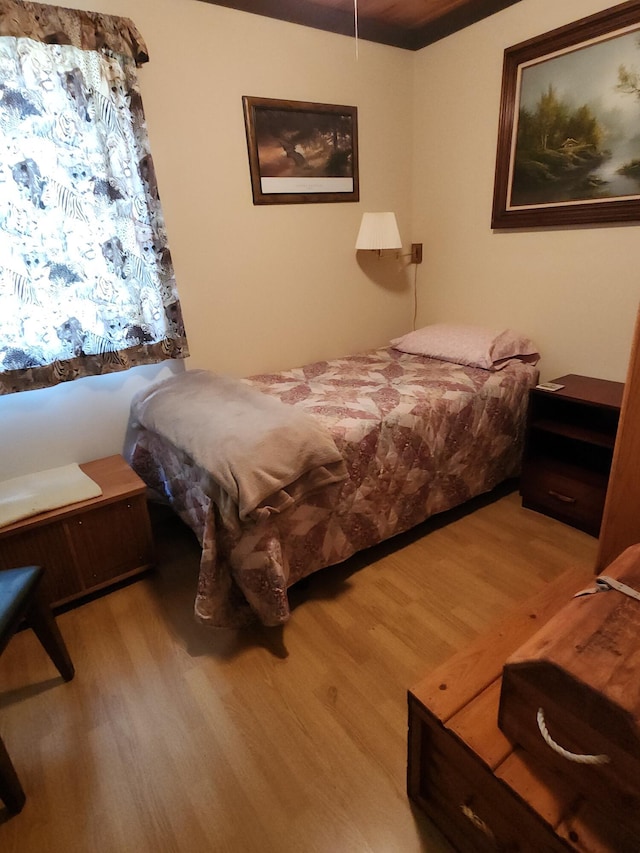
[492,1,640,229]
[242,96,359,205]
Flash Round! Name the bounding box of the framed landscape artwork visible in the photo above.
[492,1,640,228]
[242,96,359,205]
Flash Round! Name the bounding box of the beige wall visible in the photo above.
[2,0,638,479]
[143,0,415,376]
[412,0,640,382]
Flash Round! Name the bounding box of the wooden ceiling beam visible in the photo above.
[195,0,524,50]
[410,0,523,49]
[199,0,412,49]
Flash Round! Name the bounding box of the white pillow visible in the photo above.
[390,323,540,371]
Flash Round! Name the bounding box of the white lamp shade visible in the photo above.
[355,212,402,250]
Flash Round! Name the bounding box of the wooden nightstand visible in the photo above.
[520,375,624,536]
[0,455,153,609]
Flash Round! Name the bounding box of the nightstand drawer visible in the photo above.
[521,464,606,535]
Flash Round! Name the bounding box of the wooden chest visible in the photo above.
[408,565,639,852]
[0,455,153,609]
[499,544,640,821]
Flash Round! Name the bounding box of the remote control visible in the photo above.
[535,382,565,391]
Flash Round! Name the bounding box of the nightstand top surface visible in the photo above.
[546,374,624,409]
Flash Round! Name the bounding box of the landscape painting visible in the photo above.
[242,97,359,205]
[513,30,640,206]
[492,2,640,228]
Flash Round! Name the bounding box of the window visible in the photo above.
[0,1,189,395]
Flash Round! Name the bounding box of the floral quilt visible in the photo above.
[128,347,538,627]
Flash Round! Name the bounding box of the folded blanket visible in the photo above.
[0,463,103,529]
[130,370,347,520]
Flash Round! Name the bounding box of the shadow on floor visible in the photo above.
[138,480,518,661]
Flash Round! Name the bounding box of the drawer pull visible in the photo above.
[537,708,609,765]
[460,802,495,841]
[547,489,576,504]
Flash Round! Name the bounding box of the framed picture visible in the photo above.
[242,96,359,205]
[492,1,640,229]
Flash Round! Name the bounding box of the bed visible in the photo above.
[126,325,540,628]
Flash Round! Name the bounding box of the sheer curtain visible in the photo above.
[0,1,189,395]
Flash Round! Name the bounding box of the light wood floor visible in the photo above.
[0,487,597,853]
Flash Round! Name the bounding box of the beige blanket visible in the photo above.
[130,370,347,520]
[0,463,103,529]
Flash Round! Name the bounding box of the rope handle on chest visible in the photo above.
[544,572,640,767]
[536,708,610,765]
[536,573,639,766]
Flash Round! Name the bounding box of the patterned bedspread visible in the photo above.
[127,347,538,627]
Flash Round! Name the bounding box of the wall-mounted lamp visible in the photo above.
[355,212,402,255]
[355,212,422,263]
[356,212,423,329]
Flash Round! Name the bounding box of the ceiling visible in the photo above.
[197,0,523,50]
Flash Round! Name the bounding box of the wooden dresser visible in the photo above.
[0,455,153,609]
[407,565,637,852]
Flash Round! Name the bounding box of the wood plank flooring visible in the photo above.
[0,487,597,852]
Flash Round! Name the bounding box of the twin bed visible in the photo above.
[126,325,540,628]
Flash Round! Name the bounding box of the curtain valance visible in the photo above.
[0,0,148,64]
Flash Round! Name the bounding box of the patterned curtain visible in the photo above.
[0,1,189,395]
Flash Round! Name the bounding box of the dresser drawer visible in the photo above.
[521,463,606,535]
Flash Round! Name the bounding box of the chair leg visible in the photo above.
[26,586,75,682]
[0,734,26,814]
